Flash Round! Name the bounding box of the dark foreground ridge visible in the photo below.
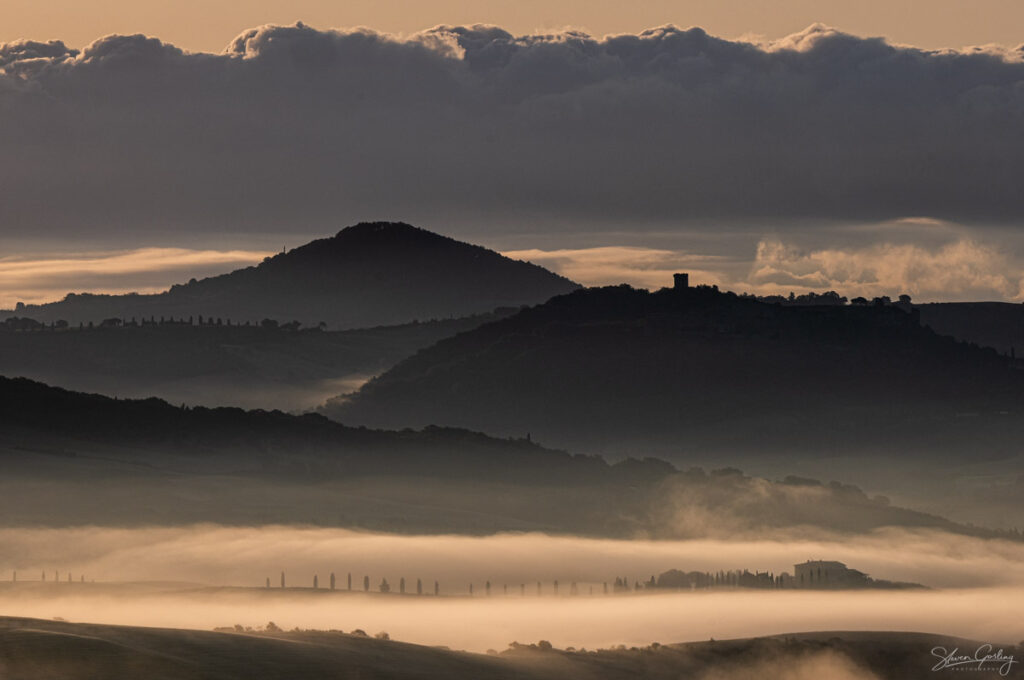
[0,222,580,329]
[0,617,1013,680]
[327,284,1024,457]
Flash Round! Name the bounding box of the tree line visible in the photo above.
[1,315,325,332]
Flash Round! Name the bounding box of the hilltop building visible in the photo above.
[793,560,871,589]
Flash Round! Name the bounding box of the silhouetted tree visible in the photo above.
[485,581,491,596]
[363,575,369,592]
[348,572,352,591]
[400,577,405,594]
[416,578,422,595]
[379,578,390,593]
[266,577,270,588]
[281,571,285,588]
[434,580,439,596]
[313,574,318,589]
[330,572,336,590]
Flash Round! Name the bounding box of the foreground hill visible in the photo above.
[0,312,511,411]
[0,375,1011,539]
[0,617,1009,680]
[327,285,1024,459]
[0,223,579,329]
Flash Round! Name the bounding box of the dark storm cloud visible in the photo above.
[0,22,1022,239]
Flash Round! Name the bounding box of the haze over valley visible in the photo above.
[2,8,1023,677]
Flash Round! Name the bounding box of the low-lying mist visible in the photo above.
[1,526,1021,652]
[2,525,1022,589]
[3,588,1022,655]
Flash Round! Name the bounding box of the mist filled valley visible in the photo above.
[3,17,1024,672]
[1,225,1023,678]
[1,526,1022,654]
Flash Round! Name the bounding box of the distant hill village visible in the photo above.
[643,560,924,592]
[267,559,924,596]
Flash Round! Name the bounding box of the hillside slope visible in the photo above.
[918,302,1024,356]
[0,375,1004,538]
[0,312,510,411]
[326,285,1024,457]
[0,617,1005,680]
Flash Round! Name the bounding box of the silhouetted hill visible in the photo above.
[0,375,620,485]
[0,311,512,411]
[326,285,1024,457]
[0,223,579,328]
[918,302,1024,356]
[1,375,1011,539]
[0,617,1009,680]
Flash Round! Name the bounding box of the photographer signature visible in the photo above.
[932,644,1017,676]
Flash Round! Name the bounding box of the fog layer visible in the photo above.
[0,526,1021,651]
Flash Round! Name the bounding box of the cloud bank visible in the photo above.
[0,248,270,308]
[506,234,1024,301]
[1,22,1023,244]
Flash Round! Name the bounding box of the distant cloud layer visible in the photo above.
[507,234,1024,302]
[747,238,1024,301]
[1,21,1023,244]
[0,248,269,308]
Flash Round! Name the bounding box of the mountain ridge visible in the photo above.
[0,222,580,329]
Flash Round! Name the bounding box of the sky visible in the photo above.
[0,3,1023,304]
[3,0,1023,54]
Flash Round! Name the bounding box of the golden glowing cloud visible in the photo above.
[0,247,271,309]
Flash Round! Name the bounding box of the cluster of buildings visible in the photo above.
[651,560,918,591]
